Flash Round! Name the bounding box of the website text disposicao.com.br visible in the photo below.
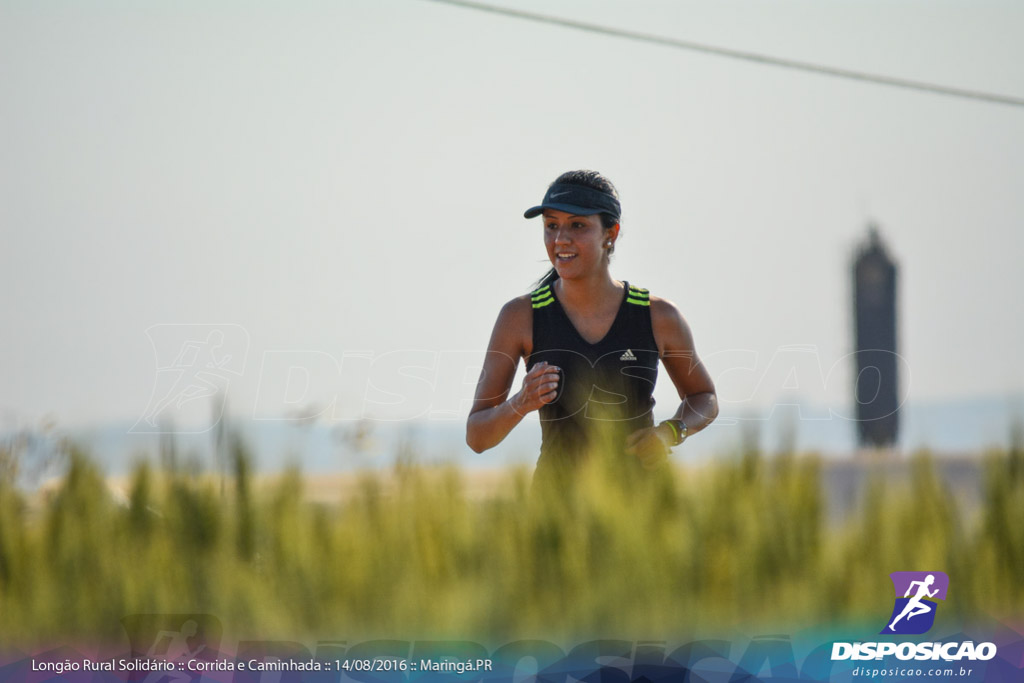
[852,665,978,678]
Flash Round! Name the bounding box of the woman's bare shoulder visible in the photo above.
[488,294,534,356]
[648,294,696,354]
[497,293,533,323]
[648,294,683,321]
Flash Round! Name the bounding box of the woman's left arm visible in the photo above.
[625,297,718,468]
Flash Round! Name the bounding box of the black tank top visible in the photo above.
[527,281,659,475]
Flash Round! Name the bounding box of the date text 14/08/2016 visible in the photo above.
[339,658,494,674]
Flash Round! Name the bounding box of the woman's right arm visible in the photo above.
[466,297,560,453]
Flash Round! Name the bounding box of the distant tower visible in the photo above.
[853,226,899,447]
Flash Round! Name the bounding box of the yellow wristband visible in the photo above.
[660,419,688,446]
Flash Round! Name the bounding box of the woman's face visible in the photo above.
[542,209,616,280]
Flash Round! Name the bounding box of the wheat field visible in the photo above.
[0,434,1022,647]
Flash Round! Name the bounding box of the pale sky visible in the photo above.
[2,0,1023,443]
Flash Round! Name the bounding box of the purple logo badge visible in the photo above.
[880,571,949,635]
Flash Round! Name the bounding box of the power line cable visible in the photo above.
[422,0,1024,109]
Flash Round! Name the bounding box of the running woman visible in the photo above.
[466,170,718,484]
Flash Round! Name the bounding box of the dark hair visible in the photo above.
[535,170,620,289]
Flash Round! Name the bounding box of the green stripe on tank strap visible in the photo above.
[532,297,555,309]
[531,287,551,300]
[626,297,650,306]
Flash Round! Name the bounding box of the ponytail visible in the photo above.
[534,267,559,290]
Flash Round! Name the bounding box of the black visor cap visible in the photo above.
[524,184,621,221]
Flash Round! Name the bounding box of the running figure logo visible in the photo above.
[881,571,949,635]
[131,324,249,434]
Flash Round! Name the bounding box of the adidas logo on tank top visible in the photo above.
[620,349,637,361]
